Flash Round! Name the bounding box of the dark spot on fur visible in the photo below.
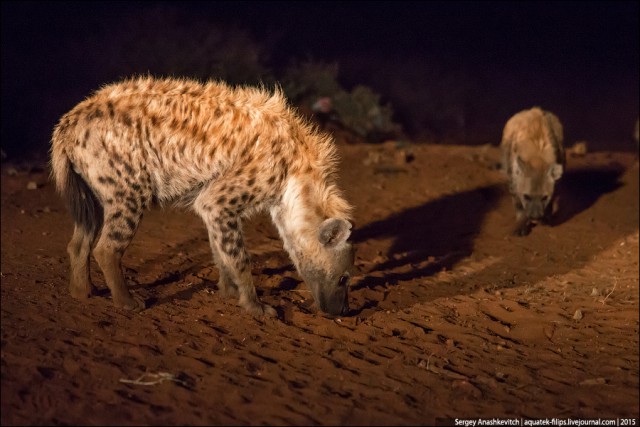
[247,178,255,187]
[227,220,238,230]
[125,204,138,215]
[122,113,132,127]
[108,231,126,242]
[107,101,115,118]
[268,176,276,184]
[241,193,249,202]
[131,183,142,192]
[280,159,288,175]
[124,216,136,230]
[98,176,117,186]
[229,197,238,205]
[123,162,134,175]
[217,195,227,204]
[111,211,123,219]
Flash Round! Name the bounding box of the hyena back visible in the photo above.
[50,76,354,317]
[501,107,565,236]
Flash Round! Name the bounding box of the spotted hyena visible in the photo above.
[50,76,354,317]
[501,107,565,236]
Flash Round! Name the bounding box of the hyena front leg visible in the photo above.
[210,245,240,299]
[194,183,276,318]
[92,202,145,311]
[204,216,276,318]
[67,224,98,299]
[512,197,532,236]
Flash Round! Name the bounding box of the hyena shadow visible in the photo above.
[549,164,626,226]
[128,231,298,308]
[122,234,214,307]
[351,184,502,295]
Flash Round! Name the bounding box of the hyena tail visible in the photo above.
[50,144,103,236]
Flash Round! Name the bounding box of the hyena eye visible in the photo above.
[338,275,349,287]
[523,194,532,201]
[541,195,549,202]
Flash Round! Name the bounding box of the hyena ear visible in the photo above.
[318,218,352,248]
[549,164,563,181]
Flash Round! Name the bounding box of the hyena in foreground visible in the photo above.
[501,107,565,236]
[50,76,354,317]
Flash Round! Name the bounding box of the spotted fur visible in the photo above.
[50,76,354,316]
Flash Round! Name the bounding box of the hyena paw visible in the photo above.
[243,301,278,318]
[513,224,532,236]
[69,282,98,300]
[218,283,240,299]
[113,293,146,312]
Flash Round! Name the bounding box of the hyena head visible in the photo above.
[512,155,563,220]
[296,218,354,316]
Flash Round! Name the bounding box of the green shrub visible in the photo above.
[282,60,401,142]
[332,85,401,142]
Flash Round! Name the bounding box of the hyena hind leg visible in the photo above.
[67,225,99,299]
[92,206,145,311]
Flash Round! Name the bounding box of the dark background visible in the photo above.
[2,1,638,160]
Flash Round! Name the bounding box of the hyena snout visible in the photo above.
[317,280,350,316]
[521,194,550,220]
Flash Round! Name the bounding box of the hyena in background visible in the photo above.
[50,76,354,317]
[501,107,565,236]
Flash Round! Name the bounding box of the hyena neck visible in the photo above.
[270,176,325,267]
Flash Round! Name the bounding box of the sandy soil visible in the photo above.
[1,141,638,425]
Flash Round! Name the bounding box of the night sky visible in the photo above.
[1,1,638,159]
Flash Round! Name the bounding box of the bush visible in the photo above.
[332,85,401,142]
[282,60,401,142]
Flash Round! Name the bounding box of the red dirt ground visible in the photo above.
[1,141,638,425]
